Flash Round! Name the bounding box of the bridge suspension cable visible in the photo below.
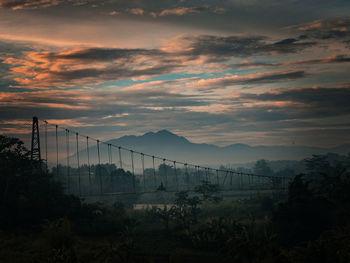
[55,125,59,177]
[39,118,291,196]
[76,132,81,196]
[86,136,91,192]
[65,129,70,192]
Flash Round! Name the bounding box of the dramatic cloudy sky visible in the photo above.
[0,0,350,147]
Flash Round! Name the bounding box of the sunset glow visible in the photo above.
[0,0,349,147]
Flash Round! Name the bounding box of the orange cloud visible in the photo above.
[2,46,179,89]
[129,8,144,15]
[0,0,61,10]
[158,7,204,16]
[0,0,93,10]
[151,6,226,17]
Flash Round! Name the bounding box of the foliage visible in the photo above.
[146,206,174,231]
[42,218,74,250]
[273,174,334,246]
[0,135,112,233]
[0,135,81,230]
[273,154,350,247]
[194,181,222,203]
[146,181,223,231]
[188,217,243,251]
[42,218,78,263]
[146,191,202,230]
[304,153,350,183]
[260,196,274,212]
[253,159,274,176]
[172,191,201,227]
[109,168,135,192]
[187,217,282,262]
[96,218,138,263]
[286,225,350,263]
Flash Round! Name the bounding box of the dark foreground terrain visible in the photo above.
[1,135,350,263]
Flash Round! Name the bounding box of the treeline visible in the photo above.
[52,161,288,196]
[224,152,350,178]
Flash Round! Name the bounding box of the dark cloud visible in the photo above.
[289,55,350,65]
[0,0,225,19]
[0,88,209,121]
[243,86,350,104]
[0,40,33,89]
[0,39,33,54]
[267,38,316,53]
[242,71,305,84]
[290,17,350,41]
[0,60,15,88]
[0,65,12,88]
[37,35,315,66]
[41,48,163,62]
[192,70,306,90]
[180,35,315,62]
[44,64,181,83]
[229,54,350,70]
[0,0,59,9]
[239,86,350,120]
[2,85,350,148]
[0,0,93,10]
[230,61,279,69]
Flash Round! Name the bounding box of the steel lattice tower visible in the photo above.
[31,116,41,162]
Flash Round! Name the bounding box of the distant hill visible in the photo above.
[102,130,350,166]
[65,130,350,167]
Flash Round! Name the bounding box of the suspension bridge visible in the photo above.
[29,117,291,199]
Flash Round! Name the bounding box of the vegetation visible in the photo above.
[1,135,350,262]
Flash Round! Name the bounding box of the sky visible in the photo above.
[0,0,350,148]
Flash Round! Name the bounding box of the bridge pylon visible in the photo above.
[31,116,42,166]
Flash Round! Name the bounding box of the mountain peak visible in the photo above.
[143,129,189,143]
[142,130,175,137]
[156,129,176,136]
[110,129,190,147]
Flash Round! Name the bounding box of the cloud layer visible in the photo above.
[0,1,350,148]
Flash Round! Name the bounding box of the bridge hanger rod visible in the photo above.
[42,119,289,181]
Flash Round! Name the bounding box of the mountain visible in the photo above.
[66,130,350,167]
[105,130,350,166]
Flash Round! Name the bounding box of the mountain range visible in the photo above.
[100,130,350,166]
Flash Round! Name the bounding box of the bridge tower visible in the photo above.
[31,116,41,163]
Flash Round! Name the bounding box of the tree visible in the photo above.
[194,181,222,203]
[109,168,135,192]
[273,174,334,247]
[253,159,273,176]
[0,135,82,230]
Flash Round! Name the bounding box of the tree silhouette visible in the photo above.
[0,135,82,230]
[253,159,273,176]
